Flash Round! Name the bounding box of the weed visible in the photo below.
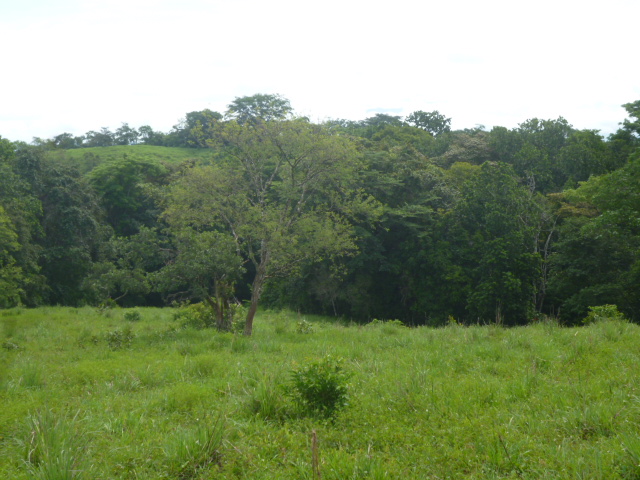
[246,373,287,421]
[622,433,640,479]
[105,326,134,350]
[1,315,18,337]
[163,415,225,479]
[2,340,21,351]
[96,299,117,317]
[23,410,90,479]
[17,361,46,389]
[288,356,351,419]
[296,319,314,334]
[123,310,141,322]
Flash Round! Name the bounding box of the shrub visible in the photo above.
[583,304,626,325]
[163,416,225,479]
[123,310,142,322]
[173,302,246,332]
[106,326,135,350]
[2,340,21,351]
[288,356,351,418]
[173,303,215,330]
[296,319,314,334]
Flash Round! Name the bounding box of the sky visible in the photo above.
[1,0,639,142]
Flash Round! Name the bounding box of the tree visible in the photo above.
[138,125,166,146]
[405,110,451,136]
[158,228,244,330]
[421,162,542,324]
[36,163,109,305]
[547,151,640,321]
[0,205,25,307]
[0,145,45,305]
[621,100,640,139]
[0,135,15,160]
[115,123,139,145]
[89,155,168,236]
[557,130,610,186]
[84,127,115,147]
[166,109,223,147]
[225,94,292,125]
[52,133,83,149]
[164,118,366,335]
[84,227,165,306]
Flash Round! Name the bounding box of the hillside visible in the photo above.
[47,145,216,174]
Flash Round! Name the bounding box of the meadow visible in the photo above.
[1,307,640,479]
[47,145,216,173]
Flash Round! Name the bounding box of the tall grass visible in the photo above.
[0,307,639,478]
[22,410,90,480]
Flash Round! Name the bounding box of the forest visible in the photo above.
[1,94,639,332]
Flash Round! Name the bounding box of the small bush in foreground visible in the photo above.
[288,356,351,419]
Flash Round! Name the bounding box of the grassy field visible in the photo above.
[47,145,216,174]
[1,307,640,479]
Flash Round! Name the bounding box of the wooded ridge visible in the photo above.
[1,94,639,331]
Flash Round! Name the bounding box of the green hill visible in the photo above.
[47,145,216,174]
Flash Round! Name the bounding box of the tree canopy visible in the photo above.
[1,95,639,328]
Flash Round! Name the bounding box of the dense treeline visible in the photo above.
[1,95,639,331]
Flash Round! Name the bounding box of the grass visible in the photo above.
[46,145,216,174]
[1,307,640,478]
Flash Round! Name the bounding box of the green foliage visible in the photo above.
[172,302,246,332]
[405,110,451,136]
[547,153,640,322]
[288,356,351,418]
[89,155,168,236]
[165,118,365,335]
[105,325,134,350]
[172,302,216,329]
[225,93,292,125]
[123,309,141,322]
[583,304,626,324]
[295,319,314,334]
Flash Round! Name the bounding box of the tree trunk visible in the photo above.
[244,257,268,336]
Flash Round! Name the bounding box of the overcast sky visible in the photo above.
[1,0,639,142]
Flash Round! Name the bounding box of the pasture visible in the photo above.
[1,307,639,479]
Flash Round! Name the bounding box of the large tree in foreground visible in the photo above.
[164,118,370,335]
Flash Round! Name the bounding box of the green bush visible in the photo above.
[583,304,626,325]
[295,319,314,334]
[288,356,351,418]
[106,326,134,350]
[173,303,215,329]
[173,302,246,331]
[123,310,142,322]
